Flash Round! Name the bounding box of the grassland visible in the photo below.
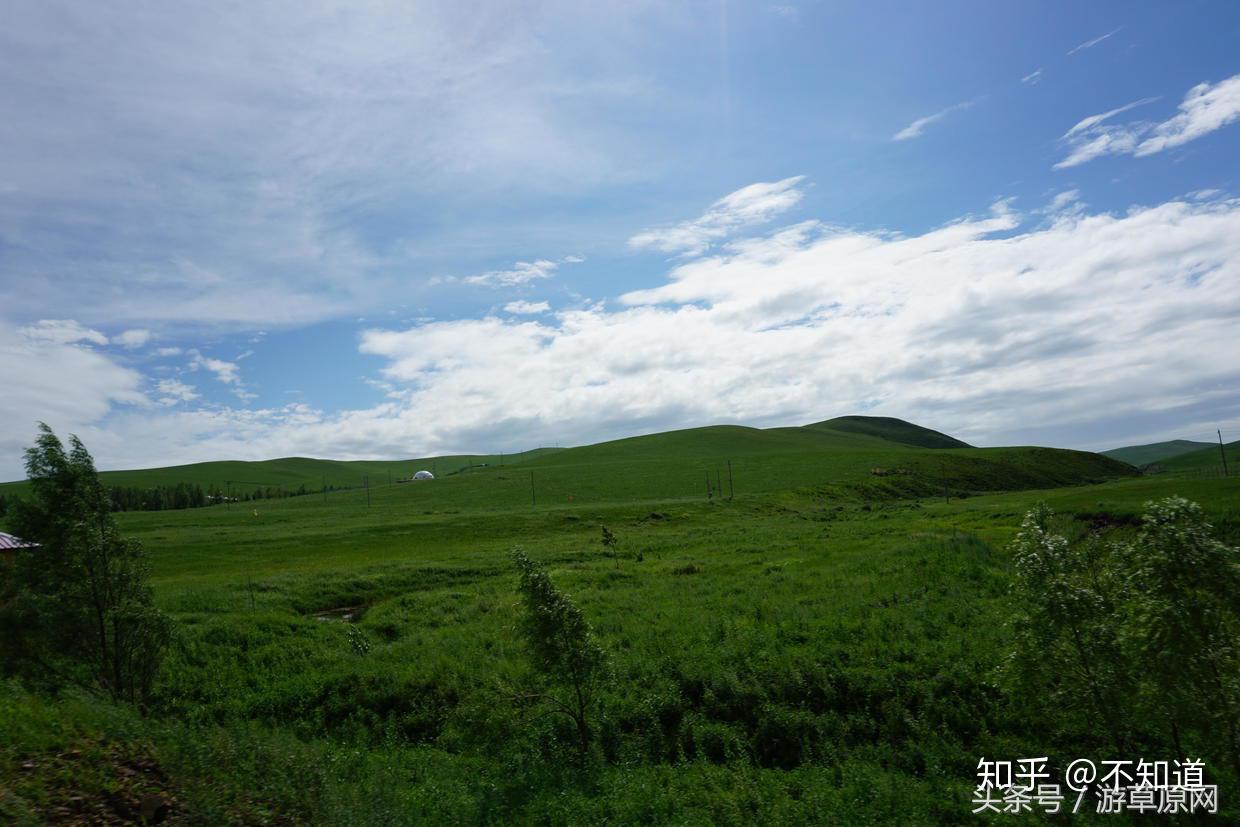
[2,418,1236,824]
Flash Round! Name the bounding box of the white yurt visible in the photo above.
[413,470,434,480]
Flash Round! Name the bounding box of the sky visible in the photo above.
[2,1,1240,480]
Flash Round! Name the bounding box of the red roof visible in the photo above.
[0,532,36,550]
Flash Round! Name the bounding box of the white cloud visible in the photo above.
[1134,75,1240,156]
[114,328,151,348]
[154,346,183,356]
[465,260,560,288]
[4,192,1240,480]
[0,3,660,329]
[892,100,978,142]
[20,319,108,346]
[187,350,240,385]
[504,300,551,315]
[628,177,805,256]
[156,378,199,405]
[1062,97,1159,139]
[1066,27,1121,56]
[0,326,146,477]
[1057,76,1240,168]
[1021,69,1043,85]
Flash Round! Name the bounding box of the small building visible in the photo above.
[0,532,37,567]
[413,470,435,481]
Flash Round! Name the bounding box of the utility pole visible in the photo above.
[727,459,734,500]
[1220,430,1230,478]
[530,471,536,507]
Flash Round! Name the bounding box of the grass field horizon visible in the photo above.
[6,413,1237,823]
[0,414,1130,498]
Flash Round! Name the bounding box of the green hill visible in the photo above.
[1156,440,1240,475]
[1102,439,1213,467]
[0,416,1132,508]
[0,448,560,498]
[805,415,972,449]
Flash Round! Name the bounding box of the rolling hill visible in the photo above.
[1102,439,1213,467]
[1,415,1132,510]
[805,415,972,449]
[0,448,561,499]
[1156,439,1239,475]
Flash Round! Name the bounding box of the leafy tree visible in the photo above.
[510,548,607,759]
[1118,497,1240,775]
[0,424,171,705]
[1005,503,1135,752]
[1006,498,1240,779]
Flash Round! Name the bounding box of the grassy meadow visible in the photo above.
[2,418,1237,823]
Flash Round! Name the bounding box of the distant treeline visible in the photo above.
[106,482,332,512]
[0,481,367,516]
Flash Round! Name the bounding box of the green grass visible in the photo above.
[4,419,1235,823]
[1155,438,1240,475]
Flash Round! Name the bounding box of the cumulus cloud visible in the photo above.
[114,328,151,348]
[187,350,240,385]
[348,194,1240,461]
[20,319,108,346]
[156,378,199,405]
[0,325,146,477]
[628,177,805,256]
[892,99,978,142]
[504,300,551,314]
[1066,27,1121,56]
[1057,75,1240,168]
[3,192,1240,480]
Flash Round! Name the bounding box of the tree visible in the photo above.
[0,424,171,705]
[510,548,607,760]
[1119,497,1240,775]
[1006,498,1240,780]
[1005,503,1135,753]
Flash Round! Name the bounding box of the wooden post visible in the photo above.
[1221,430,1230,478]
[727,459,734,500]
[530,471,536,507]
[716,468,723,500]
[706,472,712,500]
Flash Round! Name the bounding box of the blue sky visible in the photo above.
[2,1,1240,478]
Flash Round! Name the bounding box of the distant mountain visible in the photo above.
[1157,440,1240,474]
[1102,439,1213,467]
[805,415,972,449]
